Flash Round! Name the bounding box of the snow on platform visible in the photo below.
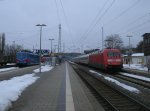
[0,74,39,111]
[0,65,53,111]
[33,65,53,73]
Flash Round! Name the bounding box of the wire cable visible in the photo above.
[120,19,150,36]
[54,0,61,24]
[116,12,150,34]
[104,0,141,27]
[79,0,116,43]
[59,0,76,46]
[79,0,109,41]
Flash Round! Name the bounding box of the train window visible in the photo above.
[107,52,113,57]
[107,52,120,57]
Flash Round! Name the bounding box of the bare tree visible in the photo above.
[136,40,143,53]
[105,34,123,49]
[4,44,23,56]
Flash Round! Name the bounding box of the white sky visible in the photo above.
[0,0,150,52]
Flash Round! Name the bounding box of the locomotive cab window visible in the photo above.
[107,52,120,57]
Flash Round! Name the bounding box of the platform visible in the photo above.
[8,62,105,111]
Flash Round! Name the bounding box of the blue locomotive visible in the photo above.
[16,51,39,66]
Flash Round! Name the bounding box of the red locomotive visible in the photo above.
[74,48,123,71]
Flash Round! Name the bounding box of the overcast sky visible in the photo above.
[0,0,150,52]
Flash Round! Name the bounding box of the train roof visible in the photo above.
[74,49,121,58]
[74,54,89,59]
[88,48,121,55]
[17,51,39,55]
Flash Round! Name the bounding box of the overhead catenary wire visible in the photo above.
[115,12,150,34]
[54,0,61,24]
[119,19,150,36]
[103,0,141,27]
[129,23,150,35]
[58,0,76,48]
[78,0,109,42]
[79,0,116,44]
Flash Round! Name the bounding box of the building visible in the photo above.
[123,53,146,65]
[143,33,150,56]
[143,33,150,70]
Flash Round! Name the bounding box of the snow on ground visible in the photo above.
[0,67,18,73]
[120,72,150,82]
[0,74,39,111]
[33,65,53,73]
[123,64,148,71]
[6,63,16,65]
[89,70,140,93]
[104,76,140,93]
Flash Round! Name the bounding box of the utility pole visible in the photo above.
[58,24,61,53]
[33,45,34,52]
[13,41,15,48]
[49,39,54,53]
[127,35,132,67]
[54,45,57,53]
[63,42,65,53]
[36,24,47,73]
[102,27,104,50]
[13,41,16,55]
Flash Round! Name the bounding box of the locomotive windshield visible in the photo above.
[107,52,120,57]
[16,53,27,59]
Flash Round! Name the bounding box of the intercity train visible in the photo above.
[74,48,123,71]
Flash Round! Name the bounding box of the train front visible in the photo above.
[16,52,30,66]
[104,49,123,71]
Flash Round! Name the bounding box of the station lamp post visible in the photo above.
[49,38,54,53]
[36,24,46,73]
[127,35,132,67]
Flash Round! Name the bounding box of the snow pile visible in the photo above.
[6,63,16,65]
[120,72,150,82]
[0,74,39,111]
[89,70,140,93]
[104,76,140,93]
[131,53,144,57]
[0,67,18,73]
[123,64,148,71]
[33,65,53,73]
[89,70,102,76]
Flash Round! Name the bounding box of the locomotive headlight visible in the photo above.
[116,59,121,62]
[107,59,113,62]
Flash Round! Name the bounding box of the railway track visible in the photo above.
[71,64,150,111]
[113,73,150,89]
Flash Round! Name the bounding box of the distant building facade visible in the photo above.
[143,33,150,70]
[143,33,150,56]
[123,53,146,65]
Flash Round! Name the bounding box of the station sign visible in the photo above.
[33,49,50,55]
